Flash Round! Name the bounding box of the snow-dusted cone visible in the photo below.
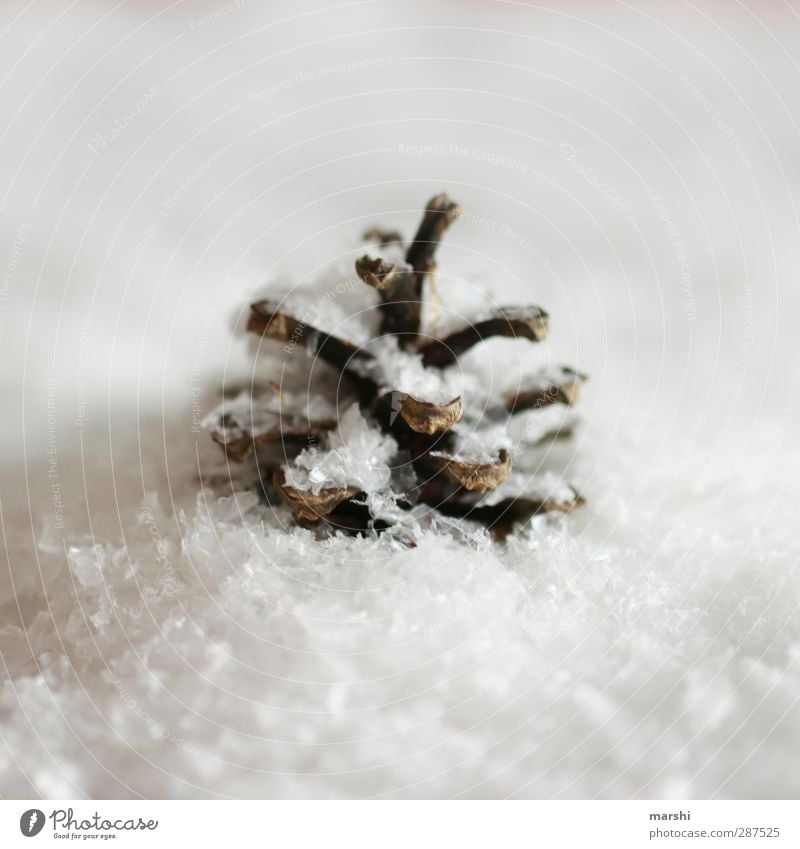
[206,194,586,538]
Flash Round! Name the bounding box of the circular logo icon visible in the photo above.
[19,809,45,837]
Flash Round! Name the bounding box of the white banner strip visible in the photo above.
[2,800,798,848]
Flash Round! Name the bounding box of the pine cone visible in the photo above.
[206,194,586,539]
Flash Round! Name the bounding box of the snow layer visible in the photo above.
[1,0,800,801]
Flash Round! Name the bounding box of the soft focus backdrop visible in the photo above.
[1,0,799,798]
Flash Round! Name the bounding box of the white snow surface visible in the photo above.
[477,472,577,508]
[1,0,800,800]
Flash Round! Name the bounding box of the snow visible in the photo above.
[283,404,398,495]
[1,0,799,801]
[446,422,512,465]
[358,337,453,401]
[476,471,577,508]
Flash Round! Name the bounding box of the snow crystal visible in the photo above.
[447,421,512,464]
[351,337,453,402]
[477,471,576,507]
[250,258,380,346]
[4,2,800,804]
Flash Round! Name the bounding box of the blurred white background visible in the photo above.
[0,0,798,799]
